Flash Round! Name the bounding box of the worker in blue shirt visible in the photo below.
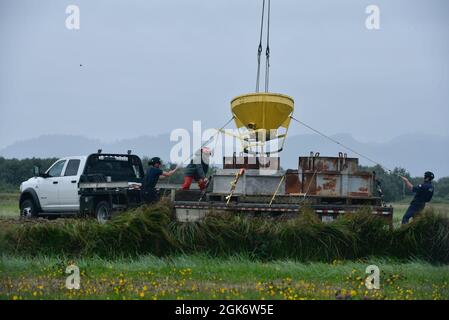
[400,171,434,224]
[142,157,178,204]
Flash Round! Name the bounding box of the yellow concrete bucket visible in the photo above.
[230,93,295,154]
[231,93,294,139]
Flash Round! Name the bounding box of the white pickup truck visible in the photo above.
[19,152,144,222]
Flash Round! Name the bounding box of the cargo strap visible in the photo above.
[269,174,285,207]
[198,175,213,203]
[226,168,246,205]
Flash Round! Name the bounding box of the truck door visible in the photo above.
[38,160,66,211]
[58,159,81,212]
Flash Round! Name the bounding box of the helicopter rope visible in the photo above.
[264,0,271,93]
[290,116,399,176]
[255,0,265,93]
[180,116,235,165]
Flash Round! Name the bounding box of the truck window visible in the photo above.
[48,160,66,177]
[83,155,144,182]
[132,164,141,178]
[64,159,81,176]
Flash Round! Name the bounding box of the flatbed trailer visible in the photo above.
[78,181,143,218]
[167,153,394,225]
[171,191,393,224]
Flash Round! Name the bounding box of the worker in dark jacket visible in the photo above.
[400,171,434,224]
[181,147,211,190]
[142,157,178,204]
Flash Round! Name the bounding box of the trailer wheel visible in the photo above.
[95,201,111,224]
[20,199,38,219]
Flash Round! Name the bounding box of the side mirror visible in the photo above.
[33,166,40,177]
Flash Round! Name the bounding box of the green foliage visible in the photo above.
[360,165,449,202]
[2,204,449,264]
[1,157,447,201]
[0,157,58,191]
[392,209,449,263]
[5,202,175,257]
[170,212,274,258]
[271,213,358,261]
[2,253,449,300]
[435,177,449,200]
[358,165,409,202]
[0,156,217,190]
[336,209,391,257]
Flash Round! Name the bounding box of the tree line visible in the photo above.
[0,157,187,192]
[360,165,449,202]
[0,157,58,192]
[0,157,448,202]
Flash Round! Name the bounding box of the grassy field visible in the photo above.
[1,254,448,300]
[2,192,448,223]
[1,193,448,300]
[0,193,19,218]
[391,199,449,227]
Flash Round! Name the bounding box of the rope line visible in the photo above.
[265,0,271,92]
[255,0,265,93]
[180,117,235,165]
[290,116,397,175]
[255,0,271,93]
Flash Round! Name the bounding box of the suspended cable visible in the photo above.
[255,0,265,93]
[254,0,272,93]
[264,0,271,92]
[180,117,235,165]
[290,116,399,175]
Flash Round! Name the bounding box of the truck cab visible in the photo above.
[19,152,144,222]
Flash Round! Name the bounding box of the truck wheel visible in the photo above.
[95,201,111,224]
[20,199,38,218]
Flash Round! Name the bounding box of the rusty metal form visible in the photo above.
[285,169,301,194]
[285,152,375,198]
[212,169,285,196]
[169,151,393,225]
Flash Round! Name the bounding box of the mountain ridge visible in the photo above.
[1,133,448,177]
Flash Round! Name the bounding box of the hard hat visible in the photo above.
[424,171,434,181]
[148,157,162,166]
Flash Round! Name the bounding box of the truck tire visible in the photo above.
[95,201,111,224]
[20,199,38,219]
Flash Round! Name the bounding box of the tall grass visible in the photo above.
[1,204,449,264]
[391,209,449,263]
[4,202,175,257]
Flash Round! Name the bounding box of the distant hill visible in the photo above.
[283,133,449,178]
[1,133,448,177]
[0,133,174,161]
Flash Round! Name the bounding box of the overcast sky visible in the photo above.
[0,0,448,150]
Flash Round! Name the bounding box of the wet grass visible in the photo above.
[0,193,19,219]
[1,254,448,300]
[1,201,449,300]
[1,203,449,264]
[393,201,449,227]
[3,192,448,224]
